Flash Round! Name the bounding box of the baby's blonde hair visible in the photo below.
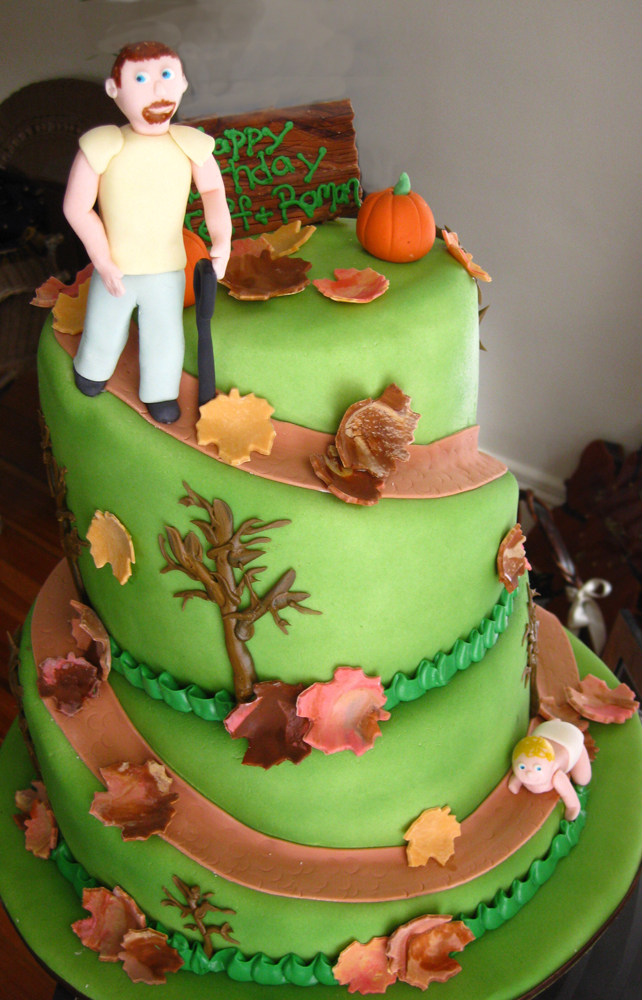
[512,735,554,762]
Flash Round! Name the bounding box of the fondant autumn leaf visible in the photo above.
[31,263,94,308]
[311,445,385,505]
[263,220,316,257]
[313,267,389,304]
[220,249,311,300]
[565,675,639,724]
[70,600,111,681]
[90,760,178,841]
[442,229,491,282]
[224,681,312,768]
[583,730,599,762]
[37,652,101,716]
[497,524,531,593]
[72,886,146,962]
[297,666,390,756]
[404,806,461,867]
[14,782,58,859]
[118,928,183,985]
[50,267,93,335]
[538,695,587,730]
[333,938,397,995]
[386,915,452,981]
[403,921,475,990]
[229,235,272,259]
[336,384,420,478]
[197,388,275,466]
[86,510,135,585]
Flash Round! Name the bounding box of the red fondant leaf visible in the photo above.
[90,761,178,840]
[566,675,639,724]
[386,915,451,981]
[118,928,183,984]
[70,600,111,680]
[24,800,58,859]
[497,524,531,593]
[31,263,94,307]
[37,652,101,716]
[224,681,312,768]
[333,938,397,995]
[336,384,420,479]
[313,267,389,304]
[403,921,475,989]
[297,666,390,756]
[538,696,588,730]
[311,445,385,506]
[72,886,146,961]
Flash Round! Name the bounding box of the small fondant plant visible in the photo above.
[159,482,320,701]
[161,875,237,957]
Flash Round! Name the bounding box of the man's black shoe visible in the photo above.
[74,368,107,396]
[146,399,181,424]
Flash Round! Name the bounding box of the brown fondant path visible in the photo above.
[54,327,507,499]
[27,560,567,904]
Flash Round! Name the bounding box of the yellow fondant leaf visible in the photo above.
[196,389,276,467]
[86,511,135,584]
[403,806,461,867]
[52,276,91,334]
[263,221,316,257]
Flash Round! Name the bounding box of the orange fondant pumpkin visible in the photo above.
[182,227,211,307]
[356,173,436,263]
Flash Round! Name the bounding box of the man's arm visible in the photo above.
[63,150,125,297]
[191,155,233,280]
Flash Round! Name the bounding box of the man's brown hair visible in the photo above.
[110,42,181,87]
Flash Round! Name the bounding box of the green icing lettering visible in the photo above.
[272,155,295,177]
[215,136,231,156]
[225,128,248,162]
[297,147,327,183]
[263,120,294,155]
[228,195,254,231]
[254,205,274,226]
[245,126,265,157]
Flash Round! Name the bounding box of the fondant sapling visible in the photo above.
[63,41,232,424]
[509,720,591,821]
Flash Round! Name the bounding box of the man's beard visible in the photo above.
[142,101,176,124]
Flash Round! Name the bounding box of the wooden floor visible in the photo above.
[0,367,61,999]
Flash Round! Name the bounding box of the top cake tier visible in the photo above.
[183,218,480,444]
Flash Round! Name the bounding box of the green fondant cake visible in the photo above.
[1,216,642,1000]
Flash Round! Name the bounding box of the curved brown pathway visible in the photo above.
[54,327,506,499]
[30,561,563,903]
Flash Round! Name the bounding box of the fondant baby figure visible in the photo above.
[509,720,591,821]
[63,41,232,424]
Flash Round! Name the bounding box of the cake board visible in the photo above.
[1,629,641,1000]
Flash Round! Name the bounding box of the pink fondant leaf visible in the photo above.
[386,915,452,981]
[313,267,389,304]
[566,675,639,724]
[224,681,312,768]
[90,761,178,841]
[72,886,146,961]
[538,695,588,730]
[24,800,58,859]
[333,938,397,994]
[37,652,101,716]
[297,666,390,756]
[31,263,94,307]
[118,928,183,984]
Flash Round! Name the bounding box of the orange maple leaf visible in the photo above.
[403,805,461,867]
[442,229,491,282]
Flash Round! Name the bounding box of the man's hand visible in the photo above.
[97,260,126,297]
[209,246,231,281]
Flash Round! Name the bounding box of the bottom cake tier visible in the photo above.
[1,566,642,1000]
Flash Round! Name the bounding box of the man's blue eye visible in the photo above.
[161,68,175,80]
[135,72,149,84]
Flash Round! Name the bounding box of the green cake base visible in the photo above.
[2,633,641,1000]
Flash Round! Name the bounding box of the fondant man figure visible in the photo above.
[64,41,232,423]
[509,720,591,821]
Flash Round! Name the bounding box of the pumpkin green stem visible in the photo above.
[393,172,411,196]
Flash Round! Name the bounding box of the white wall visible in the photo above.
[3,0,641,501]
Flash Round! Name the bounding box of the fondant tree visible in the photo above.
[159,482,319,701]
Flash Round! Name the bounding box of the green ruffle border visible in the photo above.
[48,782,587,987]
[108,584,519,721]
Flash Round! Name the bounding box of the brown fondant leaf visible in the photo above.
[70,600,111,680]
[313,267,389,304]
[51,271,92,334]
[224,681,312,768]
[297,666,390,756]
[310,445,385,505]
[37,652,101,716]
[538,695,588,730]
[497,524,531,593]
[583,730,599,762]
[263,220,316,257]
[90,761,178,841]
[31,263,94,308]
[442,229,491,282]
[72,886,146,961]
[118,928,183,984]
[336,384,420,478]
[86,511,135,584]
[386,915,452,981]
[403,921,475,989]
[566,675,639,724]
[220,249,311,300]
[197,388,275,466]
[404,806,461,867]
[229,235,272,259]
[333,938,397,995]
[24,800,58,859]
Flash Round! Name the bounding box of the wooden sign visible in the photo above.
[183,99,361,238]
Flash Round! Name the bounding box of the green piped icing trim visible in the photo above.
[383,584,518,710]
[108,584,518,720]
[44,781,587,987]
